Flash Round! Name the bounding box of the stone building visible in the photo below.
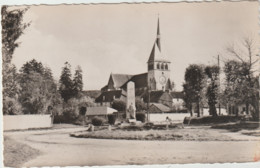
[96,17,181,109]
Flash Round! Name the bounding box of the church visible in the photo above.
[96,18,183,111]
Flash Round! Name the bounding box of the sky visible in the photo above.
[12,1,259,91]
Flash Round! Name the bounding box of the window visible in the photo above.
[157,63,160,69]
[165,64,168,70]
[161,63,164,69]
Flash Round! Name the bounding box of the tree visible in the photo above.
[61,96,94,123]
[224,37,259,119]
[72,65,83,97]
[59,62,74,102]
[20,59,44,74]
[111,100,126,112]
[18,59,61,114]
[2,6,30,114]
[183,64,205,117]
[205,65,220,117]
[224,60,258,117]
[135,98,147,112]
[2,6,30,64]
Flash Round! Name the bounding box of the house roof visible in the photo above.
[82,90,101,99]
[86,107,117,116]
[150,103,171,112]
[170,91,184,99]
[149,90,165,102]
[95,90,126,102]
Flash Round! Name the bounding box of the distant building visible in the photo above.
[86,106,118,120]
[170,92,185,111]
[149,103,171,113]
[95,17,185,110]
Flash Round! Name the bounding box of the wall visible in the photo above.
[4,114,53,131]
[149,113,190,123]
[202,108,227,116]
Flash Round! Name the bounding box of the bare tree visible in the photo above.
[226,36,258,72]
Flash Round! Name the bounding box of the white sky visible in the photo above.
[12,1,259,91]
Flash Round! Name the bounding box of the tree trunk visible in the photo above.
[246,103,249,115]
[197,102,200,117]
[189,105,193,117]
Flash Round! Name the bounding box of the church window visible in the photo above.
[161,63,164,70]
[157,63,160,69]
[165,64,168,70]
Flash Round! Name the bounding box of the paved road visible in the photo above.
[4,127,260,167]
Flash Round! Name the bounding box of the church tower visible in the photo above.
[147,17,172,91]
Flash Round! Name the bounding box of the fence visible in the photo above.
[4,114,53,131]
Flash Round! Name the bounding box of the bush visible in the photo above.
[135,99,147,112]
[136,112,146,123]
[108,115,117,125]
[183,115,243,125]
[91,116,105,126]
[112,100,126,112]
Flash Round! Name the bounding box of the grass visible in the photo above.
[183,115,243,125]
[4,136,41,167]
[212,122,260,132]
[71,127,235,141]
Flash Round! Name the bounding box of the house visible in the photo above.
[82,90,101,100]
[142,90,173,108]
[86,106,118,120]
[170,91,186,111]
[95,90,126,106]
[149,103,171,113]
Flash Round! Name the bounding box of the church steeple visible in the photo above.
[147,15,172,91]
[156,16,161,51]
[147,16,168,64]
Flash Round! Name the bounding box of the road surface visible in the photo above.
[4,126,260,167]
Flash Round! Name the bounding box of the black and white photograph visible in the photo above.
[1,0,260,167]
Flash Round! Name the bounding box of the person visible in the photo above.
[166,116,172,122]
[129,103,135,119]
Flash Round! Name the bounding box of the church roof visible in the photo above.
[111,74,133,88]
[121,73,148,90]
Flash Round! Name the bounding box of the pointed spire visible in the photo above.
[156,14,161,51]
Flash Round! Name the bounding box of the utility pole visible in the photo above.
[146,85,150,122]
[218,55,221,115]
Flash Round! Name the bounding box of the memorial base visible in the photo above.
[128,119,136,123]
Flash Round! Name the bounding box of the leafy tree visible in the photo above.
[2,6,30,64]
[2,6,30,114]
[18,59,61,114]
[72,65,83,97]
[20,59,44,74]
[135,98,147,112]
[59,62,74,102]
[183,64,205,117]
[61,96,94,123]
[111,100,126,112]
[205,65,220,117]
[224,60,258,118]
[225,37,259,119]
